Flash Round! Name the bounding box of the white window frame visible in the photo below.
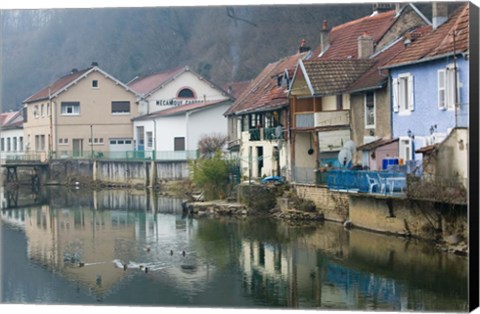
[364,91,376,129]
[61,102,80,116]
[393,73,414,114]
[399,137,412,161]
[438,64,461,111]
[146,131,153,149]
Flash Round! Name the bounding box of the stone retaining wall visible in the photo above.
[294,184,349,222]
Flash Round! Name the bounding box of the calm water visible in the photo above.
[0,186,469,311]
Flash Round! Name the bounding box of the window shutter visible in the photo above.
[392,78,399,113]
[438,70,446,109]
[407,75,414,111]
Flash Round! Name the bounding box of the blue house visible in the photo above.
[383,3,469,164]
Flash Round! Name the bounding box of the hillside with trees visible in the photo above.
[0,3,450,111]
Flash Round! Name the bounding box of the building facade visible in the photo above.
[22,64,140,160]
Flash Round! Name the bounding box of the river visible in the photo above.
[0,186,469,311]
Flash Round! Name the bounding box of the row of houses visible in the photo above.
[1,2,470,193]
[225,2,469,191]
[1,63,244,161]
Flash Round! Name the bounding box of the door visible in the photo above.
[72,139,83,158]
[257,146,264,177]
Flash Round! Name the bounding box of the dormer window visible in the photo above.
[178,88,194,98]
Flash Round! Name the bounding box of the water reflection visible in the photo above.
[0,186,468,311]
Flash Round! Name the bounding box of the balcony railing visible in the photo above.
[50,150,199,161]
[327,170,406,195]
[315,110,350,127]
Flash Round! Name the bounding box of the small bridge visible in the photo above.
[1,158,49,184]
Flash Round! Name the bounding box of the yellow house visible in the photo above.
[23,63,140,160]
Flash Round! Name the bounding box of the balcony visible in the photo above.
[327,170,406,196]
[315,110,350,128]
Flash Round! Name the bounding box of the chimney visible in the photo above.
[358,32,374,59]
[298,39,311,53]
[91,61,99,67]
[372,3,395,14]
[432,2,448,30]
[319,20,330,55]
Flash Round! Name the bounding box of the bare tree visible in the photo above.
[197,133,227,158]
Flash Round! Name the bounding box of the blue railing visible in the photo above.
[327,170,407,195]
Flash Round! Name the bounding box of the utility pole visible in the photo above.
[452,29,458,128]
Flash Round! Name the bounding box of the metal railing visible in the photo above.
[327,170,407,195]
[50,150,199,161]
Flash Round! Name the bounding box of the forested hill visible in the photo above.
[0,3,438,111]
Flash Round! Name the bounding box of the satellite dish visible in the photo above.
[338,148,352,167]
[343,140,356,154]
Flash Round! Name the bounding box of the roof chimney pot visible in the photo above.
[358,32,374,59]
[432,2,448,30]
[319,20,330,56]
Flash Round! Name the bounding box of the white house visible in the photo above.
[129,66,232,158]
[128,66,230,116]
[132,100,232,160]
[0,111,24,160]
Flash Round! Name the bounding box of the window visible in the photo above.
[41,104,44,117]
[1,138,4,151]
[174,137,185,151]
[146,132,153,148]
[92,80,98,88]
[365,91,375,128]
[393,74,414,113]
[177,88,194,98]
[61,102,80,115]
[35,135,45,151]
[88,138,104,145]
[399,138,412,161]
[19,137,23,151]
[438,65,460,110]
[249,113,264,128]
[13,138,17,151]
[59,138,69,145]
[7,138,11,151]
[34,105,39,118]
[111,101,130,114]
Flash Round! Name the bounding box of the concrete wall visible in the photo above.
[47,159,189,186]
[348,194,467,241]
[187,103,230,151]
[294,184,349,222]
[294,183,467,242]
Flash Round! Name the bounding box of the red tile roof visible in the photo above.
[312,10,397,60]
[128,67,185,95]
[133,99,229,120]
[24,68,91,103]
[301,59,375,96]
[223,81,251,99]
[347,38,408,92]
[225,52,308,115]
[385,4,469,68]
[0,111,23,129]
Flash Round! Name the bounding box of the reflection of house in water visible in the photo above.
[18,205,136,299]
[0,188,213,300]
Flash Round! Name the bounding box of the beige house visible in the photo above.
[23,63,140,160]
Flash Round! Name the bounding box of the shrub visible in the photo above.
[191,151,230,201]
